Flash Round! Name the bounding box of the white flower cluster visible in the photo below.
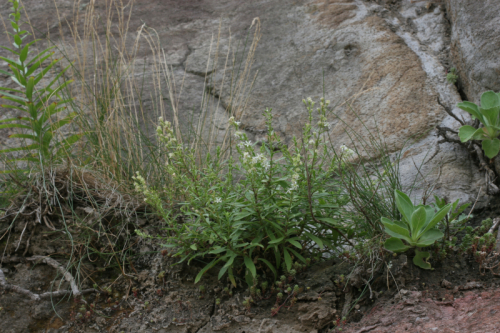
[291,153,302,168]
[214,197,222,204]
[317,115,332,130]
[238,140,253,149]
[340,145,356,160]
[243,152,270,170]
[303,97,315,106]
[156,117,178,150]
[228,116,241,128]
[286,173,299,194]
[132,172,151,203]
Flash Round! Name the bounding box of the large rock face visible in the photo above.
[446,0,500,103]
[0,0,497,203]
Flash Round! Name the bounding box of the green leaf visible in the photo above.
[413,249,432,270]
[27,48,54,66]
[190,244,197,251]
[228,267,236,287]
[1,94,27,105]
[209,247,227,254]
[0,123,31,130]
[283,248,292,272]
[223,253,237,269]
[481,91,500,109]
[305,232,324,249]
[287,239,302,249]
[483,126,500,139]
[0,117,25,123]
[26,51,54,76]
[233,211,254,221]
[415,228,444,247]
[0,143,40,154]
[14,35,22,48]
[482,138,500,159]
[10,21,19,32]
[194,259,220,284]
[480,106,500,127]
[288,247,307,264]
[0,69,13,78]
[0,86,23,95]
[384,237,411,253]
[459,125,484,142]
[244,256,256,278]
[25,76,34,100]
[8,134,37,141]
[46,113,77,132]
[19,44,28,63]
[420,204,451,236]
[55,133,83,149]
[34,59,59,85]
[0,46,19,57]
[268,237,284,244]
[218,264,229,280]
[457,101,483,122]
[381,217,411,243]
[395,190,414,223]
[245,270,254,287]
[258,258,277,279]
[316,217,339,225]
[410,206,427,239]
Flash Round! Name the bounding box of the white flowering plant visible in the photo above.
[134,98,355,286]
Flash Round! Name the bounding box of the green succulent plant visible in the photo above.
[458,91,500,159]
[446,67,458,84]
[382,190,451,269]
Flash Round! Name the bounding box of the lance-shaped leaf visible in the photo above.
[419,204,452,236]
[25,76,34,100]
[26,47,53,66]
[0,123,31,130]
[26,51,54,76]
[19,44,28,62]
[394,190,414,223]
[45,112,77,132]
[0,143,40,154]
[410,206,427,239]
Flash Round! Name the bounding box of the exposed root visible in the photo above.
[0,267,95,302]
[488,217,500,235]
[27,256,82,297]
[437,126,500,195]
[1,167,146,226]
